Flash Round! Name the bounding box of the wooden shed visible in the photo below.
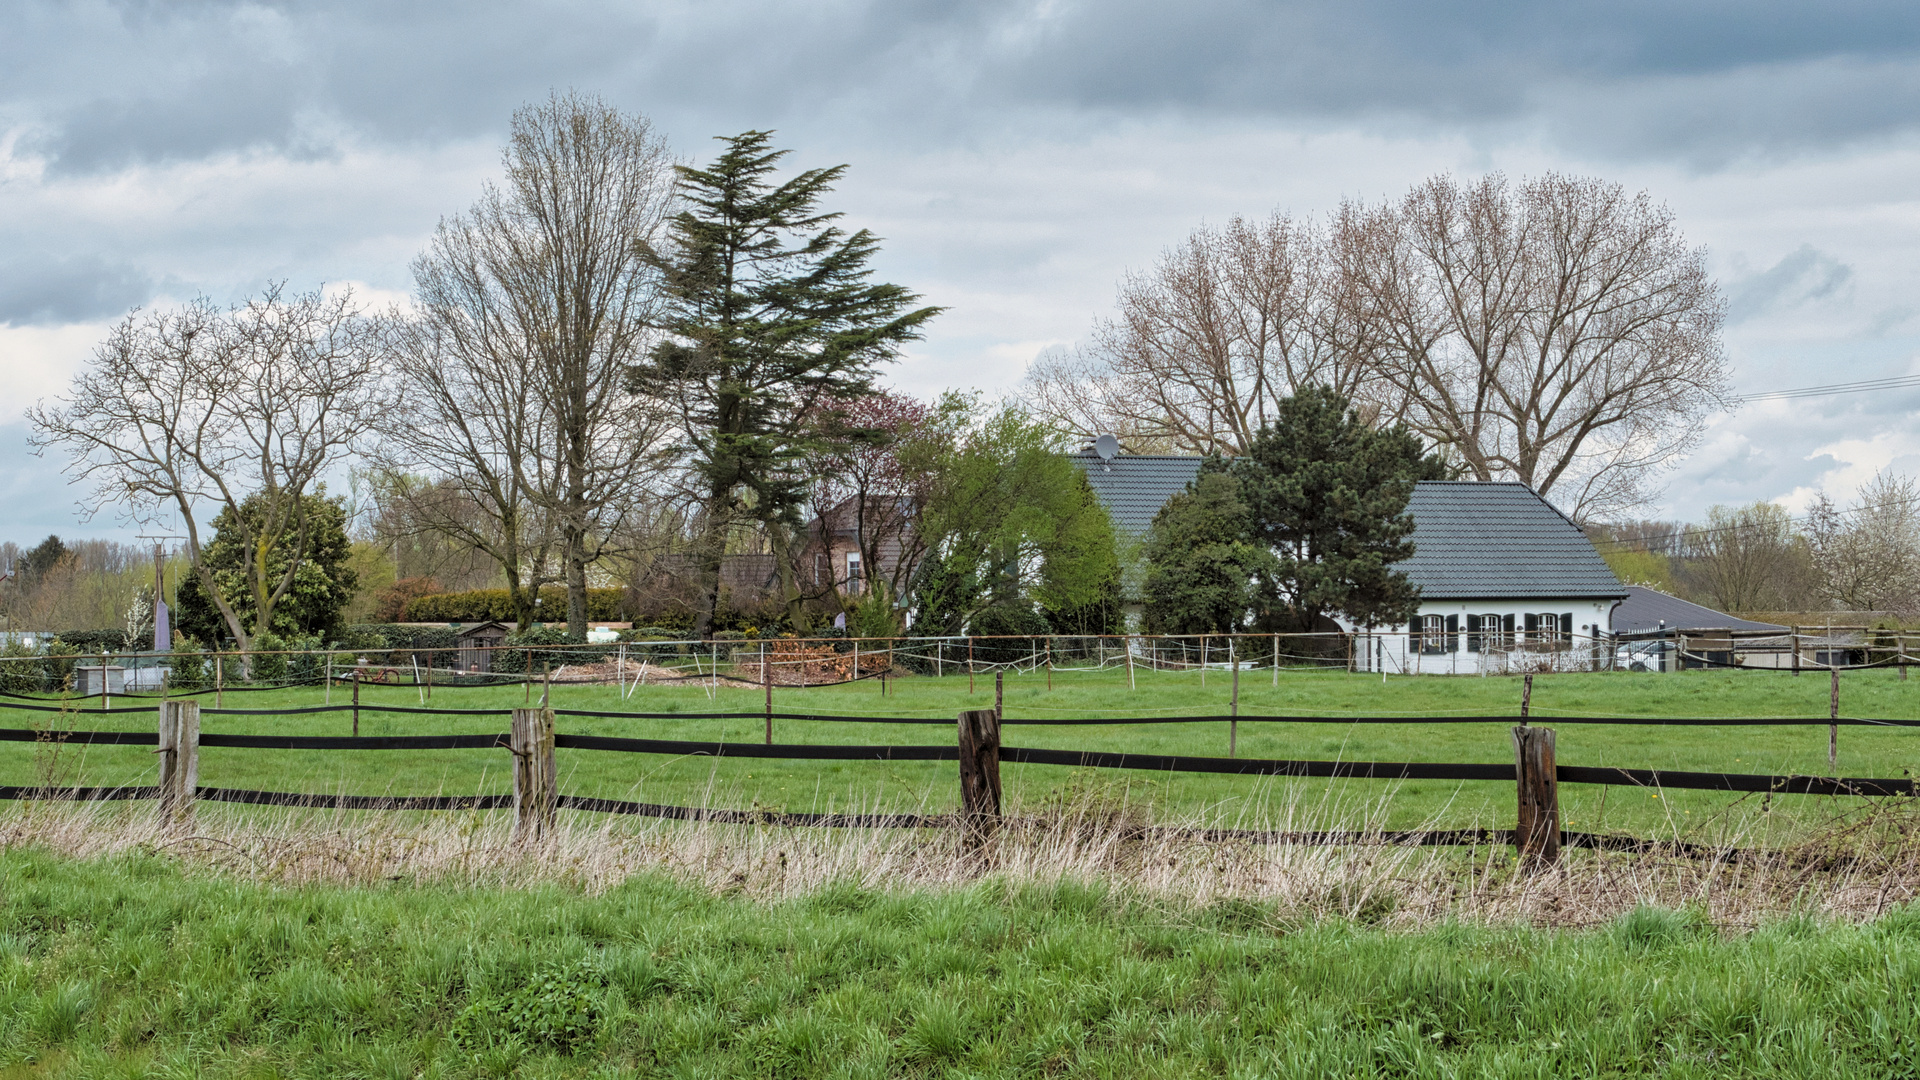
[455,621,511,673]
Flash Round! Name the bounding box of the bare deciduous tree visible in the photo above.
[1026,213,1390,455]
[1029,173,1730,519]
[28,286,385,652]
[1353,174,1729,520]
[1679,502,1812,614]
[380,92,678,637]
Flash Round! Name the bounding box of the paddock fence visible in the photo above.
[2,675,1917,865]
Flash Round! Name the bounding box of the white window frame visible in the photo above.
[1481,614,1504,650]
[1421,613,1446,654]
[845,551,863,593]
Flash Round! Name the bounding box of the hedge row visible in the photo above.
[403,588,626,623]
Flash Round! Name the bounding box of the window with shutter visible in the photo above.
[1539,612,1558,645]
[1524,613,1540,641]
[1482,614,1504,650]
[1421,614,1445,654]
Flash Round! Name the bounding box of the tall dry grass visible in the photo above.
[5,773,1919,929]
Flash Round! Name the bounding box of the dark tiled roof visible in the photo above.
[1071,451,1625,602]
[1069,451,1206,535]
[1402,482,1625,600]
[1612,586,1786,635]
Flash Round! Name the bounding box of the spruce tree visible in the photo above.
[1231,385,1446,635]
[632,131,940,637]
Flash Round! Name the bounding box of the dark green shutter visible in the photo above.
[1562,613,1574,644]
[1445,614,1459,652]
[1503,614,1515,639]
[1524,613,1539,640]
[1466,614,1482,653]
[1409,617,1422,650]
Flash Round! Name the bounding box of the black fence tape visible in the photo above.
[0,784,158,801]
[0,728,158,745]
[553,795,939,827]
[198,732,508,751]
[1557,765,1919,797]
[197,788,512,811]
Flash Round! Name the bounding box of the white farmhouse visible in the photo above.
[1070,443,1628,674]
[1346,481,1627,675]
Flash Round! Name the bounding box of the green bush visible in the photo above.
[249,632,289,685]
[168,638,208,690]
[492,626,605,674]
[968,604,1051,664]
[50,629,125,656]
[43,640,79,693]
[0,638,43,694]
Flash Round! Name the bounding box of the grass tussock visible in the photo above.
[6,775,1920,931]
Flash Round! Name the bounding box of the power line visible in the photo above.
[1736,373,1920,403]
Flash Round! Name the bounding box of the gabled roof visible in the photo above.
[1611,586,1786,635]
[1068,450,1205,535]
[1402,482,1626,600]
[1070,449,1625,602]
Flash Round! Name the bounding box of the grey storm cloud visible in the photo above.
[0,253,153,325]
[9,0,1920,172]
[1726,245,1855,325]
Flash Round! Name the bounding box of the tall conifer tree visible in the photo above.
[632,131,940,637]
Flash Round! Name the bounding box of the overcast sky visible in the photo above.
[5,0,1920,540]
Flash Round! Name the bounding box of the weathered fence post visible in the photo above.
[1792,628,1801,676]
[1272,633,1279,687]
[1512,725,1559,867]
[1229,636,1239,758]
[1045,639,1052,691]
[995,669,1003,723]
[1830,666,1840,773]
[1200,634,1208,688]
[511,706,557,841]
[763,641,773,745]
[352,668,360,736]
[157,699,199,824]
[1520,672,1532,722]
[957,707,1002,850]
[968,637,975,694]
[1126,636,1135,691]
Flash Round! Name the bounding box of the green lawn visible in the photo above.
[2,847,1918,1078]
[4,664,1918,837]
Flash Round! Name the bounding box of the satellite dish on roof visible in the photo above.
[1093,433,1121,462]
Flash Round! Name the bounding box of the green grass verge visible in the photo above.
[5,665,1919,836]
[1,847,1918,1077]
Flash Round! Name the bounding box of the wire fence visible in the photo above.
[6,627,1919,702]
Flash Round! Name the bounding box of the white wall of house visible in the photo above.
[1340,597,1619,675]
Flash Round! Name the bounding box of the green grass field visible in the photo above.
[4,664,1918,837]
[1,847,1917,1078]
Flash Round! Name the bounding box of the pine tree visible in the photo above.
[1232,385,1445,635]
[632,131,940,638]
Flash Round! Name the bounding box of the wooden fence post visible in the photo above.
[1126,636,1135,691]
[511,706,557,841]
[1512,725,1559,867]
[968,637,974,694]
[957,707,1002,850]
[763,641,773,745]
[995,670,1003,723]
[1200,634,1207,688]
[1830,666,1840,773]
[157,699,199,823]
[1229,636,1239,758]
[352,668,360,737]
[1520,672,1532,721]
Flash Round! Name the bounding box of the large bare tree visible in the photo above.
[28,286,386,652]
[1349,173,1729,520]
[1026,213,1389,455]
[380,92,677,637]
[1029,173,1729,519]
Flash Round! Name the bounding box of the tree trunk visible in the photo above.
[692,500,728,640]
